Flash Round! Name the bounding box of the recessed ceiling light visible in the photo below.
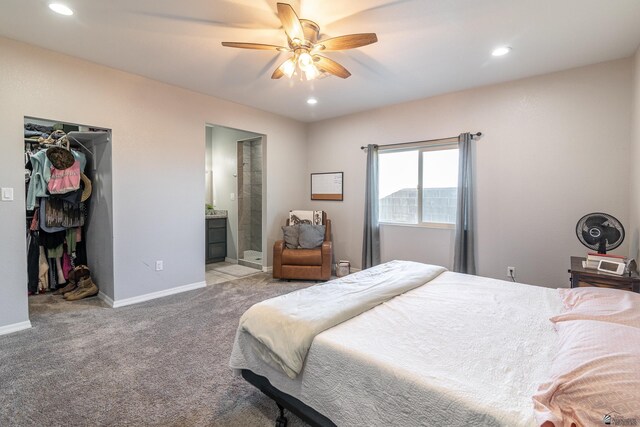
[307,97,318,105]
[49,3,74,16]
[492,46,511,57]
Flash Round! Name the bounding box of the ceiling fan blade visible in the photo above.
[222,42,288,51]
[271,60,288,79]
[314,55,351,79]
[277,3,304,42]
[318,33,378,51]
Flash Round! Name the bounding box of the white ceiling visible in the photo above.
[1,0,640,122]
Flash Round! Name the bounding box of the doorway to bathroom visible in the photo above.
[205,125,264,274]
[236,137,263,269]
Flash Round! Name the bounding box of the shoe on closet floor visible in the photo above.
[53,282,76,295]
[68,265,91,283]
[64,277,98,301]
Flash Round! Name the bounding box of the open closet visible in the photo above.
[24,117,114,309]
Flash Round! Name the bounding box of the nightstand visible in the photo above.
[569,256,640,293]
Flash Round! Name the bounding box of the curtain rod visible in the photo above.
[360,132,482,150]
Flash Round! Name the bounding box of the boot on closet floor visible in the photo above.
[53,282,76,296]
[57,265,91,296]
[64,277,98,301]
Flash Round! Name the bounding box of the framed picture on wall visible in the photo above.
[311,172,344,201]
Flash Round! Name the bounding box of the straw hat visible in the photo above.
[80,173,92,202]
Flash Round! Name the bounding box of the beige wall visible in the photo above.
[630,47,640,262]
[306,58,633,288]
[1,35,637,332]
[0,37,307,329]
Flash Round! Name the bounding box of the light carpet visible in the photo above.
[0,273,312,426]
[214,264,262,277]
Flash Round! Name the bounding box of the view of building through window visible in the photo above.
[379,147,459,224]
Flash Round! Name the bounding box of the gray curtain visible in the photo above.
[362,144,381,269]
[453,133,476,274]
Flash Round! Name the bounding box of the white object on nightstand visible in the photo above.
[597,259,625,275]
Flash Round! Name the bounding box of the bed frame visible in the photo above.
[241,369,336,427]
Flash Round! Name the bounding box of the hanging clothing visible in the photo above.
[66,228,78,254]
[26,149,87,210]
[39,199,65,233]
[39,229,66,250]
[62,252,74,280]
[27,231,40,294]
[49,187,82,205]
[75,237,88,266]
[62,202,85,228]
[48,161,81,194]
[47,258,57,291]
[24,123,54,134]
[29,210,39,231]
[55,257,66,285]
[26,150,49,210]
[47,244,64,259]
[38,247,49,293]
[40,199,86,231]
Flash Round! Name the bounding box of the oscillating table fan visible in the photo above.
[576,213,625,254]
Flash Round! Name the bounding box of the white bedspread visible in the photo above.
[237,260,446,378]
[230,269,564,426]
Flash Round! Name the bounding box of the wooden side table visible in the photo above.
[569,256,640,293]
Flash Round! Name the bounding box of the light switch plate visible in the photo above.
[1,188,14,201]
[230,192,235,201]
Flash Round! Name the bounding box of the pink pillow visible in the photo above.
[533,320,640,427]
[551,287,640,328]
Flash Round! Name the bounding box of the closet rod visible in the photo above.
[360,132,482,151]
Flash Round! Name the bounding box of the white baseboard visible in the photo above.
[350,267,362,273]
[97,291,114,307]
[100,281,207,308]
[262,266,273,273]
[225,257,238,264]
[0,320,32,336]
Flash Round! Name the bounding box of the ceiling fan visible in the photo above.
[221,3,378,80]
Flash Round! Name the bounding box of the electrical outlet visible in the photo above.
[155,260,164,271]
[507,266,516,278]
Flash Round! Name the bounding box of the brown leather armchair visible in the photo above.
[273,214,332,281]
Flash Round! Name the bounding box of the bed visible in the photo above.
[229,260,640,427]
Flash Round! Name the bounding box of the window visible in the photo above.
[379,144,459,226]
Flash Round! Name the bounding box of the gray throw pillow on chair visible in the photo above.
[282,225,300,249]
[298,224,326,249]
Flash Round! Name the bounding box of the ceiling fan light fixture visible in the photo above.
[304,65,319,81]
[282,58,296,78]
[492,46,511,57]
[222,3,377,80]
[298,52,313,71]
[48,3,74,15]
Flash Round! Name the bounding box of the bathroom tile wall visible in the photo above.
[237,139,263,258]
